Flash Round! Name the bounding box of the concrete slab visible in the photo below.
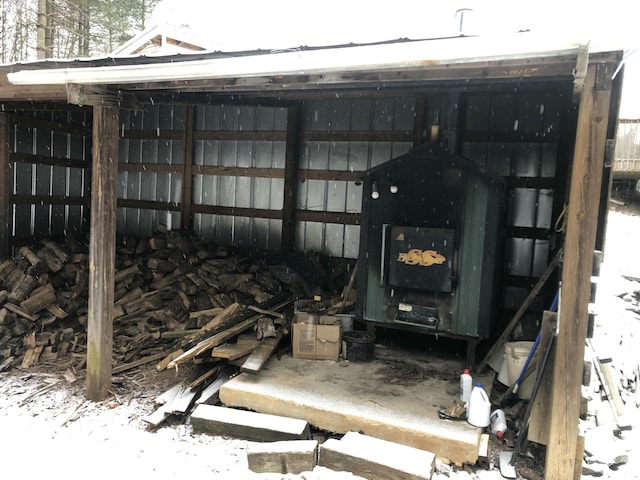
[219,342,493,465]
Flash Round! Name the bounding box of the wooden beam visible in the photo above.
[281,105,301,253]
[181,105,195,230]
[545,61,614,478]
[0,113,10,257]
[86,105,119,402]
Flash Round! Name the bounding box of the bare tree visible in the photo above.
[1,0,161,62]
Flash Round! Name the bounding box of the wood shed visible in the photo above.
[0,32,625,478]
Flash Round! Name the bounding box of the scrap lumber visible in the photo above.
[587,339,632,431]
[319,431,435,480]
[247,439,319,474]
[240,331,283,374]
[167,317,259,368]
[191,404,311,441]
[195,367,236,406]
[143,381,202,427]
[211,342,257,361]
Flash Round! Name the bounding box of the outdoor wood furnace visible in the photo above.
[357,144,504,341]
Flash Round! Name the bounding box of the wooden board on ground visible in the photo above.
[246,439,318,474]
[240,331,283,374]
[190,404,311,442]
[195,367,236,406]
[211,342,256,361]
[143,381,201,426]
[319,431,435,480]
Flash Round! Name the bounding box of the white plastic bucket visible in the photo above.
[505,341,537,400]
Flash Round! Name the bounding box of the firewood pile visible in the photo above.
[0,224,296,376]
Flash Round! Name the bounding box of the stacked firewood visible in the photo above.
[0,225,293,373]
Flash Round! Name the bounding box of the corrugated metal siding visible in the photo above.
[463,90,567,311]
[118,105,184,235]
[11,111,91,239]
[296,97,414,258]
[192,105,286,250]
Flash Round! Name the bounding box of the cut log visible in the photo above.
[191,404,311,442]
[8,274,38,303]
[20,284,56,315]
[18,246,48,273]
[319,431,435,480]
[247,440,319,474]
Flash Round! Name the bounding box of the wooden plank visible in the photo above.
[281,105,300,253]
[191,404,311,442]
[111,351,168,375]
[0,113,11,257]
[546,60,615,479]
[190,204,281,219]
[211,342,256,361]
[527,311,558,445]
[240,332,283,374]
[86,105,119,402]
[181,104,194,230]
[167,317,258,368]
[319,431,435,480]
[295,210,361,226]
[247,439,318,474]
[195,367,236,406]
[10,152,89,169]
[194,165,285,178]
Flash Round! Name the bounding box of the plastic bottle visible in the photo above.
[490,409,507,438]
[467,383,491,428]
[459,368,473,405]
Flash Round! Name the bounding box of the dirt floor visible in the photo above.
[1,205,640,479]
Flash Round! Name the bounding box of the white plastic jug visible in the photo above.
[467,383,491,428]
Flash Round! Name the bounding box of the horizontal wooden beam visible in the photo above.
[298,170,363,182]
[9,114,91,136]
[193,130,287,141]
[191,204,282,219]
[301,130,413,142]
[11,194,89,206]
[11,153,89,169]
[295,210,361,225]
[117,199,180,211]
[194,165,284,178]
[118,163,179,173]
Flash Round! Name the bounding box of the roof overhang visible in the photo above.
[0,33,625,106]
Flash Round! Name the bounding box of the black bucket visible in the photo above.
[343,330,376,361]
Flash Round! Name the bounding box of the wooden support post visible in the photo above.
[281,105,301,253]
[0,113,10,257]
[545,60,615,478]
[86,106,119,402]
[181,105,195,231]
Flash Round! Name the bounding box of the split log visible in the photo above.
[8,274,38,303]
[18,246,48,273]
[20,284,56,315]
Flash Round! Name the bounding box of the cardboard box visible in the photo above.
[292,314,342,361]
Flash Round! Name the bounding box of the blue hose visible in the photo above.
[512,290,559,394]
